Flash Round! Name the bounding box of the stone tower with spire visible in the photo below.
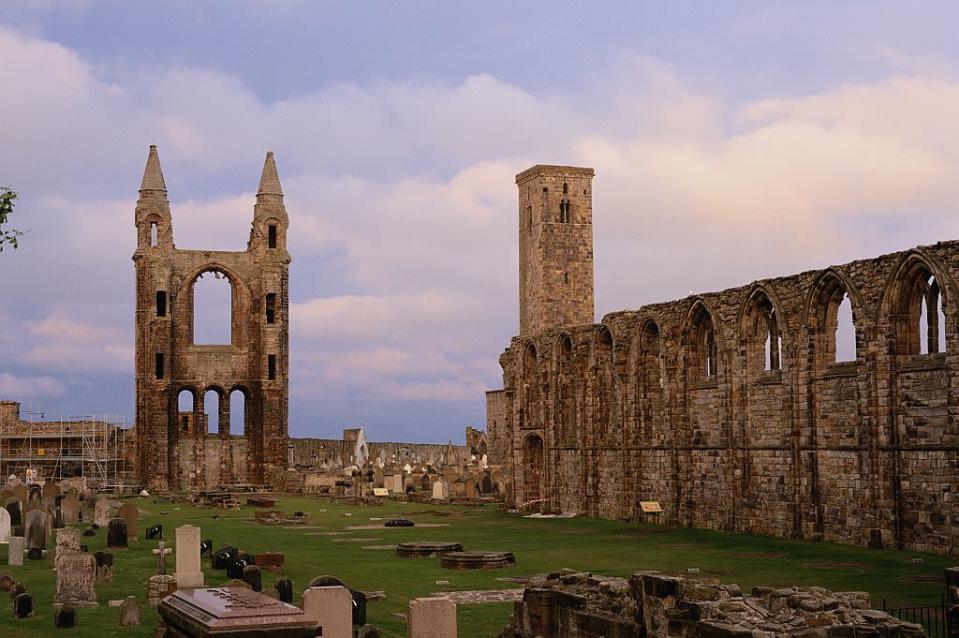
[133,146,291,490]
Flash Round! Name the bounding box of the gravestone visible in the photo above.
[55,528,81,570]
[158,588,319,637]
[227,557,251,580]
[0,572,13,591]
[174,525,204,589]
[94,552,114,583]
[431,480,449,501]
[357,625,381,638]
[55,553,98,607]
[119,597,141,626]
[275,578,293,603]
[42,480,61,508]
[8,536,24,565]
[303,586,352,638]
[212,547,238,570]
[107,519,128,549]
[24,507,49,551]
[5,500,22,527]
[82,527,96,538]
[14,591,33,618]
[146,524,162,540]
[54,605,77,628]
[153,541,173,575]
[27,547,43,560]
[53,505,65,529]
[61,491,81,525]
[10,581,26,598]
[201,539,213,557]
[408,597,457,638]
[0,506,9,544]
[94,498,111,527]
[117,502,138,541]
[241,565,262,592]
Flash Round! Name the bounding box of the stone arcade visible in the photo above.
[487,164,959,555]
[133,146,291,490]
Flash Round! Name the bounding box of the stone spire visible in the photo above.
[140,145,167,192]
[257,151,283,197]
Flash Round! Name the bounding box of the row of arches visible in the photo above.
[177,387,248,436]
[521,256,952,384]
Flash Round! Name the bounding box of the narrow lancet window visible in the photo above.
[155,353,164,379]
[266,293,276,324]
[268,224,277,248]
[156,291,167,317]
[268,354,277,380]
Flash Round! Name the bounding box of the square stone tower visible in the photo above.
[516,165,595,335]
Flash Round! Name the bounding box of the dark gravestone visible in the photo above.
[10,582,26,599]
[94,552,114,568]
[54,605,77,628]
[12,524,24,537]
[146,524,162,540]
[384,519,414,527]
[24,508,49,551]
[275,578,293,603]
[90,523,99,530]
[212,547,237,570]
[82,528,96,537]
[241,565,262,592]
[27,547,43,560]
[14,592,33,618]
[107,519,128,549]
[5,501,22,527]
[227,558,251,580]
[200,539,213,557]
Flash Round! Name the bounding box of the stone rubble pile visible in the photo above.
[500,570,927,638]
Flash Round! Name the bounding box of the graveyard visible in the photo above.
[1,494,954,637]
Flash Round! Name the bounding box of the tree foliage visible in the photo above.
[0,187,22,251]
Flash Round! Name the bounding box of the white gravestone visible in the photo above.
[174,524,204,589]
[303,586,352,638]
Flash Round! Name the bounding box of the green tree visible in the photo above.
[0,187,22,251]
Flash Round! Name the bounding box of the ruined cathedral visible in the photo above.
[134,146,291,490]
[487,164,959,555]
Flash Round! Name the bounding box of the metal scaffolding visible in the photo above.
[0,402,130,489]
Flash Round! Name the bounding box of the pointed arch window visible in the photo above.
[894,261,948,356]
[688,304,718,381]
[743,291,782,374]
[810,273,857,369]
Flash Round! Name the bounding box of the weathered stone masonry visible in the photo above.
[490,164,959,555]
[134,146,291,490]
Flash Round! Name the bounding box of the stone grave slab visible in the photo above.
[157,587,320,638]
[175,524,204,589]
[117,502,139,540]
[0,506,9,544]
[8,536,24,565]
[55,553,98,607]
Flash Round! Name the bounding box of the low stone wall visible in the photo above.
[500,571,927,638]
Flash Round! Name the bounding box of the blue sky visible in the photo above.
[1,2,959,442]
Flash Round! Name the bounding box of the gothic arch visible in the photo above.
[683,298,723,381]
[740,285,785,373]
[805,268,863,368]
[879,250,955,356]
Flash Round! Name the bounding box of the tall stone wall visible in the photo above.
[493,240,959,555]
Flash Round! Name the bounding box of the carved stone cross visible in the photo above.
[152,541,173,575]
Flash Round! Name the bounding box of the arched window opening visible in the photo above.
[268,354,277,380]
[917,275,946,355]
[522,344,539,430]
[229,389,246,435]
[744,292,781,373]
[268,225,278,249]
[522,435,544,513]
[204,390,220,435]
[155,352,164,379]
[193,270,232,345]
[688,304,717,381]
[150,221,158,247]
[177,389,195,435]
[562,182,568,194]
[156,291,167,317]
[835,293,856,362]
[265,293,276,324]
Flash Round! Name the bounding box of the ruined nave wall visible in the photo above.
[494,241,959,555]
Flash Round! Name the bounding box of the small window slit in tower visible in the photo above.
[266,293,276,324]
[268,354,277,380]
[155,353,164,379]
[268,225,277,249]
[156,291,167,317]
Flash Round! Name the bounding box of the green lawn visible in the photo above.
[1,496,953,637]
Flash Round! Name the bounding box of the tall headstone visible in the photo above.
[431,479,449,501]
[303,586,352,638]
[408,597,457,638]
[174,525,204,588]
[117,502,138,541]
[55,527,81,570]
[62,490,81,524]
[24,507,49,551]
[107,519,128,549]
[0,506,10,544]
[94,498,111,527]
[8,536,24,566]
[55,553,98,607]
[42,480,61,508]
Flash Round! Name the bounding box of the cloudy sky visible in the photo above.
[1,2,959,442]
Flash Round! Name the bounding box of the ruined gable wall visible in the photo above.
[498,241,959,554]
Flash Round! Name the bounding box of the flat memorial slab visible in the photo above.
[158,587,319,638]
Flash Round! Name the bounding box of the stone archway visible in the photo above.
[523,435,545,513]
